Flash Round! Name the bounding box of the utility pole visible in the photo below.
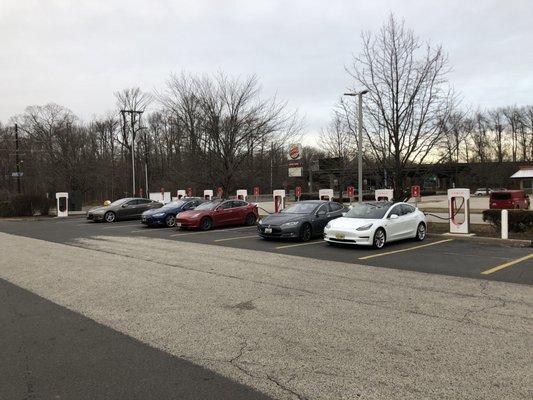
[344,90,369,203]
[120,109,143,197]
[14,124,21,193]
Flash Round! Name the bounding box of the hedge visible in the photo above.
[482,209,533,233]
[0,194,52,217]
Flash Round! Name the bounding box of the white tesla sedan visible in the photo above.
[324,201,427,249]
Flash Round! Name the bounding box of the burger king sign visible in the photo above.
[288,143,301,160]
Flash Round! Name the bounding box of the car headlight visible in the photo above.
[356,223,373,231]
[257,218,264,225]
[325,222,331,229]
[153,212,165,217]
[281,221,300,227]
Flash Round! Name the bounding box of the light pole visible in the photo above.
[343,90,369,203]
[121,109,144,196]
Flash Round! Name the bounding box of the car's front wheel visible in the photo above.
[200,217,213,231]
[372,228,386,249]
[300,223,312,242]
[415,223,426,241]
[104,211,116,223]
[165,214,176,228]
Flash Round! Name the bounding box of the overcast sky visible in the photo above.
[1,0,532,144]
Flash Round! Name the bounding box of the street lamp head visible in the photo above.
[343,89,369,96]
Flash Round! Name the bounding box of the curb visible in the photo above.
[427,232,532,248]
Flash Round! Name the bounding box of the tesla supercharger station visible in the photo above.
[236,189,247,201]
[177,189,186,199]
[375,189,393,201]
[55,192,69,217]
[448,188,471,234]
[273,189,286,213]
[203,190,213,200]
[319,189,333,201]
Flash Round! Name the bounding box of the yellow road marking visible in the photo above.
[214,235,258,242]
[170,226,256,237]
[481,254,533,275]
[358,239,454,260]
[276,240,324,249]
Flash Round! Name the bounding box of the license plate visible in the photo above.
[176,222,182,227]
[335,233,345,240]
[265,228,272,234]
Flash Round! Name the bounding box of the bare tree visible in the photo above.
[346,14,454,194]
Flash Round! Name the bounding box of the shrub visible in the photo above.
[482,209,533,233]
[2,194,52,217]
[0,201,14,217]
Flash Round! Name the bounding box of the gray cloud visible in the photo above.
[1,0,531,145]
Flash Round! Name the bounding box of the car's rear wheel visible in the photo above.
[372,228,386,249]
[104,211,116,223]
[245,213,256,226]
[300,223,312,242]
[415,223,426,241]
[200,217,213,231]
[165,214,176,228]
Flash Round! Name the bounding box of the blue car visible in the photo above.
[141,197,204,227]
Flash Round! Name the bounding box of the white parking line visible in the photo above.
[214,235,258,242]
[275,240,324,250]
[102,223,139,229]
[170,226,257,237]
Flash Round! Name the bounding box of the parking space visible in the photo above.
[0,217,531,285]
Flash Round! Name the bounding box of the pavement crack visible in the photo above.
[266,374,308,400]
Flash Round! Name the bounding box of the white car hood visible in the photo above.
[329,217,379,230]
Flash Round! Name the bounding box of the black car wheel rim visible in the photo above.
[246,214,256,225]
[301,225,311,241]
[417,224,426,240]
[202,219,212,230]
[374,230,385,248]
[166,215,175,227]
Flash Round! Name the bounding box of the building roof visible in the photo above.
[510,166,533,179]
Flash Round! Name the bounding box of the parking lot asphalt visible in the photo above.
[1,218,532,399]
[0,216,531,285]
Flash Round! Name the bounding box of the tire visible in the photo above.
[200,217,213,231]
[104,211,116,223]
[299,223,312,242]
[165,214,176,228]
[415,222,426,241]
[245,213,256,226]
[372,228,386,249]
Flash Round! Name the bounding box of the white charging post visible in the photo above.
[318,189,333,201]
[448,188,470,234]
[273,189,286,213]
[375,189,393,201]
[203,190,213,200]
[501,209,508,239]
[236,189,248,201]
[55,192,69,217]
[176,189,186,199]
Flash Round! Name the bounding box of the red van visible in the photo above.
[489,190,530,210]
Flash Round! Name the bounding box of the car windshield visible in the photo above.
[344,203,391,219]
[195,201,221,210]
[161,201,185,209]
[281,203,318,214]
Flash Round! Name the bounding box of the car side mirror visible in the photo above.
[316,210,326,217]
[342,212,346,217]
[121,204,127,208]
[389,214,399,219]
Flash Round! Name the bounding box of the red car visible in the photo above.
[175,199,259,230]
[489,190,530,210]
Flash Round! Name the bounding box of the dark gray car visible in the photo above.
[257,200,346,241]
[87,197,163,223]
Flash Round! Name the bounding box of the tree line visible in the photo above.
[0,73,301,202]
[1,15,531,203]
